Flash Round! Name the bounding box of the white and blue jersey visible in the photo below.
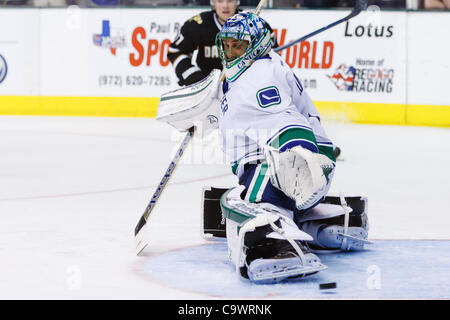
[219,51,335,180]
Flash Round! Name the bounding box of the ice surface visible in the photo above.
[144,240,450,299]
[0,115,449,299]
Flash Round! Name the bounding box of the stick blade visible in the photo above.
[135,223,149,256]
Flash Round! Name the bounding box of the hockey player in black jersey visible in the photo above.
[167,0,278,86]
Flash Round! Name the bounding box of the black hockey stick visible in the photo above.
[274,0,367,53]
[135,126,195,255]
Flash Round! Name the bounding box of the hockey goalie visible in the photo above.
[156,12,370,284]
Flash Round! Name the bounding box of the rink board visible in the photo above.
[0,9,449,126]
[1,97,449,126]
[142,240,450,299]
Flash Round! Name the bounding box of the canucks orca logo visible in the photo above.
[0,54,7,84]
[256,86,281,108]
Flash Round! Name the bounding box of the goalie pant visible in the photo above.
[239,159,335,214]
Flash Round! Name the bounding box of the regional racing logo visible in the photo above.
[328,59,394,93]
[93,20,126,56]
[327,64,356,91]
[0,54,7,84]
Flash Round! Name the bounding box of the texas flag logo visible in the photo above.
[93,20,126,56]
[327,64,355,91]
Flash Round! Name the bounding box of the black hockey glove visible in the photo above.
[178,70,206,86]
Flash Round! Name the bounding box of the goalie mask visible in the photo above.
[215,12,272,82]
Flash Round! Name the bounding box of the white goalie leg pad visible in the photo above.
[265,145,335,210]
[221,187,326,283]
[224,187,313,266]
[244,213,326,284]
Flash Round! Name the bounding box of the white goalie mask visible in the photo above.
[215,12,272,82]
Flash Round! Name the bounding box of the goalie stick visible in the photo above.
[135,126,195,255]
[274,0,368,53]
[137,0,366,255]
[136,0,267,255]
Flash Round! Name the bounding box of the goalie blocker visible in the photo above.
[202,186,370,251]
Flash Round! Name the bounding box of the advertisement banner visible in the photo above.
[39,8,407,105]
[1,8,447,125]
[40,8,199,97]
[0,9,39,96]
[263,10,407,105]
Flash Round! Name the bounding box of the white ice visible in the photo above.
[0,115,449,299]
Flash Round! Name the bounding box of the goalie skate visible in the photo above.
[316,225,371,251]
[337,230,373,249]
[247,251,327,284]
